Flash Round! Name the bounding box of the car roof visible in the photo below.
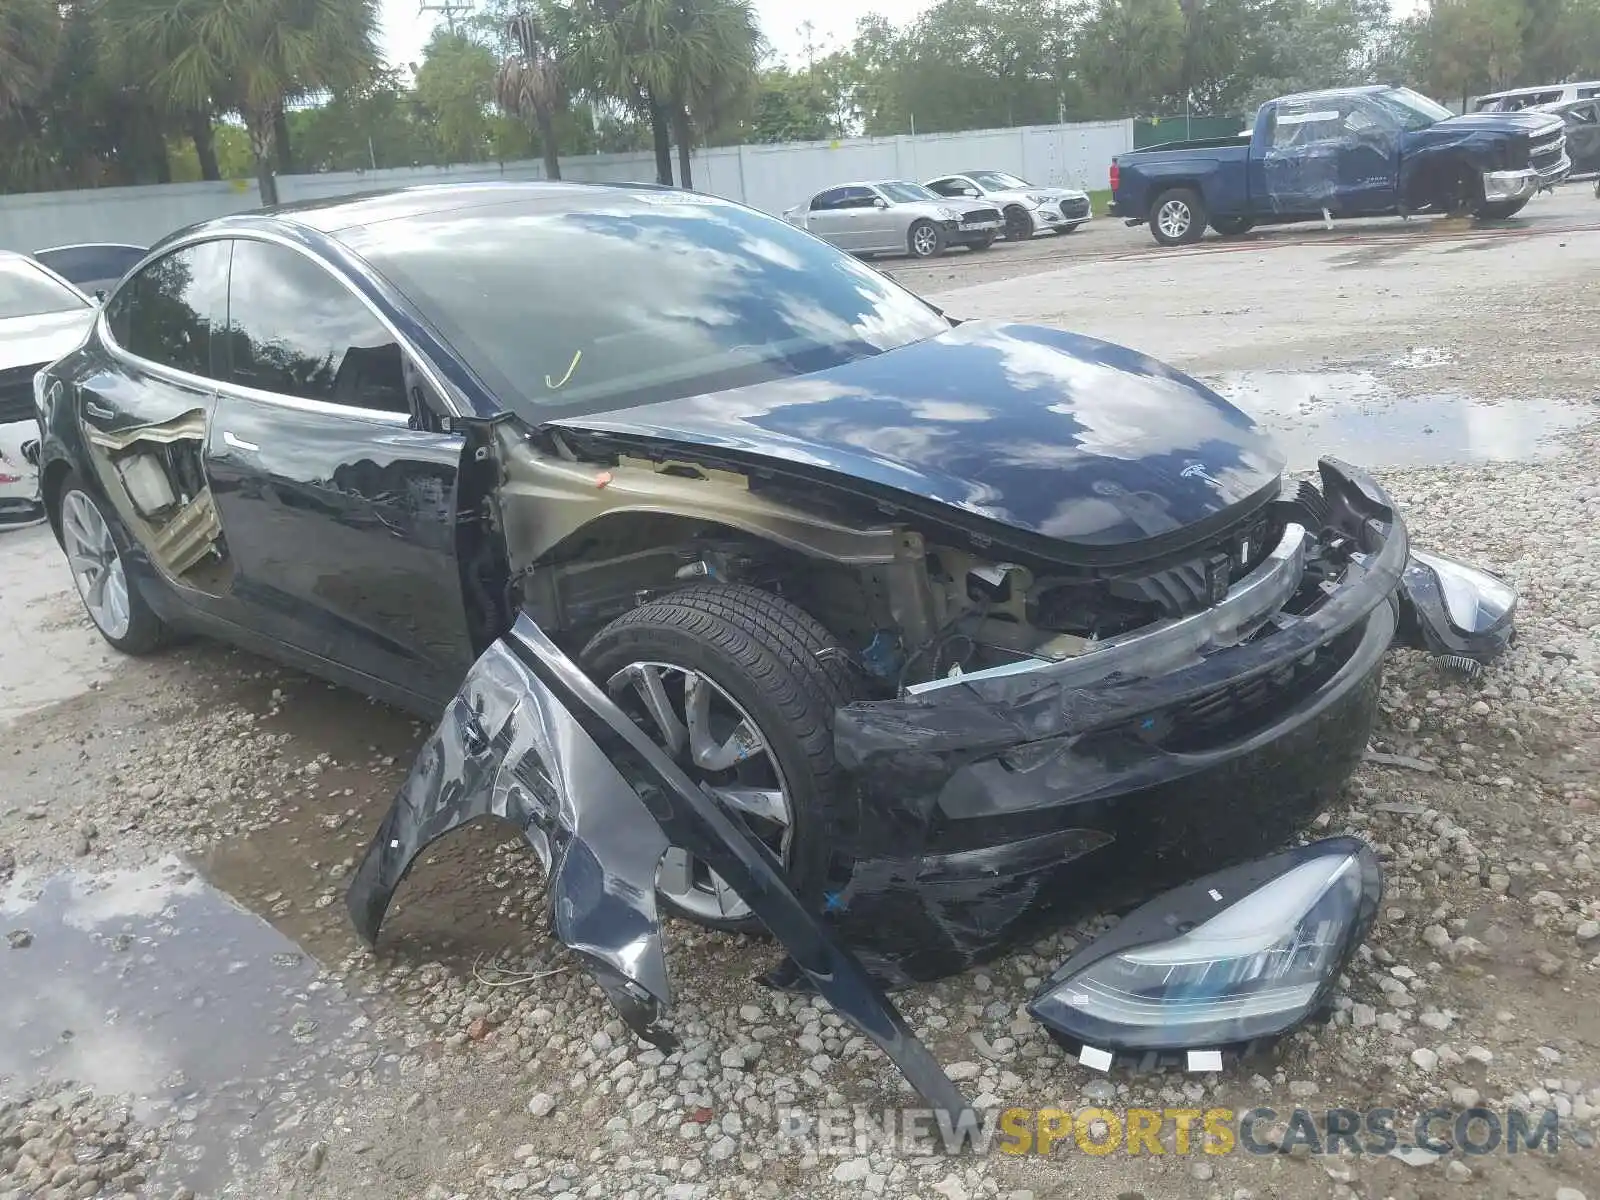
[1480,81,1599,98]
[1274,84,1391,104]
[195,181,707,237]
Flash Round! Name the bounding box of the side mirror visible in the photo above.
[962,187,980,197]
[94,289,107,302]
[872,197,888,209]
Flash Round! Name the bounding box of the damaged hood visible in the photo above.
[1425,110,1565,139]
[0,307,96,374]
[552,321,1285,552]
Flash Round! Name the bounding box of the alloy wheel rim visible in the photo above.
[1158,200,1192,240]
[912,226,939,256]
[608,661,793,923]
[1006,210,1032,240]
[62,490,131,640]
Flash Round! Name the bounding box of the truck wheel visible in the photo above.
[1150,188,1207,246]
[1210,216,1254,237]
[1003,206,1034,241]
[1475,198,1529,220]
[907,219,945,258]
[580,583,858,934]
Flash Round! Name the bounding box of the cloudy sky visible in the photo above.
[379,0,934,72]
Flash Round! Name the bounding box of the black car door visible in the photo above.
[204,236,477,709]
[78,239,241,618]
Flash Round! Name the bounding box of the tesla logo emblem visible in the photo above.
[1181,463,1220,487]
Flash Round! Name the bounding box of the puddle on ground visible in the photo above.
[1206,371,1591,469]
[0,857,389,1193]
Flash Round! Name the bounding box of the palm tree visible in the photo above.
[0,0,60,116]
[494,9,568,180]
[561,0,762,188]
[658,0,763,190]
[103,0,380,204]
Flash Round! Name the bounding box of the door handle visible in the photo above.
[222,431,260,453]
[83,400,115,421]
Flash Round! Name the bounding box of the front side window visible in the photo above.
[347,192,950,420]
[106,240,230,376]
[876,181,940,204]
[968,171,1029,190]
[223,240,407,413]
[0,256,91,320]
[1369,87,1452,130]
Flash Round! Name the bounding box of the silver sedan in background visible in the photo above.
[782,180,1004,258]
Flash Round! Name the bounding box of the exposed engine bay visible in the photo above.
[497,423,1356,701]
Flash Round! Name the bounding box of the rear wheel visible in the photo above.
[57,471,172,654]
[1003,206,1034,241]
[580,584,857,933]
[1210,216,1255,236]
[907,219,945,258]
[1150,188,1207,246]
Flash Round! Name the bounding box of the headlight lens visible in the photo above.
[1029,838,1380,1053]
[937,206,961,220]
[1023,193,1046,206]
[1409,549,1516,635]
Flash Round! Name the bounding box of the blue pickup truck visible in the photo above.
[1110,86,1572,245]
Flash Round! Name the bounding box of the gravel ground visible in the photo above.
[3,188,1600,1200]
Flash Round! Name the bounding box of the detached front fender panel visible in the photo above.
[346,613,967,1115]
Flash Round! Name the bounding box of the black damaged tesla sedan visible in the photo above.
[31,183,1515,1097]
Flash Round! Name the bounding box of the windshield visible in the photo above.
[1370,87,1453,131]
[0,257,90,319]
[877,181,940,204]
[351,194,951,418]
[968,171,1030,190]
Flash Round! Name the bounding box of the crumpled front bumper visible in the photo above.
[345,458,1513,1108]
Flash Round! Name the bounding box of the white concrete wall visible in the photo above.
[0,119,1133,253]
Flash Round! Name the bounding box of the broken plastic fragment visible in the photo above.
[1186,1049,1223,1072]
[1078,1045,1113,1072]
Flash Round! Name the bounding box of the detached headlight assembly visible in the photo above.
[1396,548,1517,664]
[1029,838,1381,1056]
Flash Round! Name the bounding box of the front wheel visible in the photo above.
[1150,188,1208,246]
[1475,198,1529,220]
[907,219,945,258]
[57,471,172,654]
[580,584,858,933]
[1002,206,1034,241]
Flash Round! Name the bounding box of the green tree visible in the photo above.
[105,0,381,204]
[560,0,763,187]
[747,65,843,142]
[290,71,440,170]
[1075,0,1186,115]
[413,30,501,164]
[494,9,569,178]
[1418,0,1527,106]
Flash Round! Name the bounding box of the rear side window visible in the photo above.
[810,188,845,211]
[223,240,407,414]
[106,240,231,376]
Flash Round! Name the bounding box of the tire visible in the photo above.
[580,583,857,934]
[1210,216,1255,236]
[56,470,172,655]
[968,234,996,251]
[1150,187,1208,246]
[1002,206,1034,241]
[1475,198,1529,220]
[907,219,945,258]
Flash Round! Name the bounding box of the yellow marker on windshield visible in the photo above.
[546,349,582,390]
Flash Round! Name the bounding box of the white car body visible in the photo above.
[0,251,97,526]
[923,171,1093,237]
